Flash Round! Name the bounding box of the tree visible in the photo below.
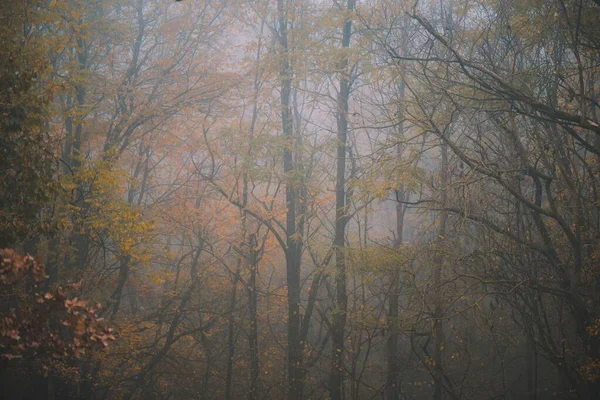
[371,0,600,397]
[0,0,61,248]
[329,1,356,399]
[0,249,114,397]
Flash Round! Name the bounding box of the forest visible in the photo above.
[1,0,600,399]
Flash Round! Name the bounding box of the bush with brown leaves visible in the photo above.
[0,249,115,368]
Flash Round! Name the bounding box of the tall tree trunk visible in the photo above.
[69,36,90,272]
[246,22,265,400]
[248,233,259,400]
[386,78,406,400]
[110,145,150,318]
[226,170,250,400]
[225,263,241,400]
[275,1,304,399]
[330,2,355,399]
[433,141,448,400]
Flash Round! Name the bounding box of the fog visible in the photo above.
[1,0,600,399]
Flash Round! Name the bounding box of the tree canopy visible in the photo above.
[1,0,600,399]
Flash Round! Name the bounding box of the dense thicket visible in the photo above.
[1,0,599,399]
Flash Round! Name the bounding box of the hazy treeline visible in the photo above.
[1,0,600,399]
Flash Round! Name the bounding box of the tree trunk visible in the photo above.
[330,2,355,399]
[248,233,259,400]
[386,77,406,400]
[433,140,448,400]
[225,263,241,400]
[275,2,303,398]
[69,36,90,273]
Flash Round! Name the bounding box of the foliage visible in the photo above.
[2,0,600,398]
[0,249,114,371]
[0,1,59,247]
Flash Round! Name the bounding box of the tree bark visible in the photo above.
[275,2,303,398]
[225,264,241,400]
[248,233,259,400]
[433,140,448,400]
[330,1,355,399]
[386,77,407,400]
